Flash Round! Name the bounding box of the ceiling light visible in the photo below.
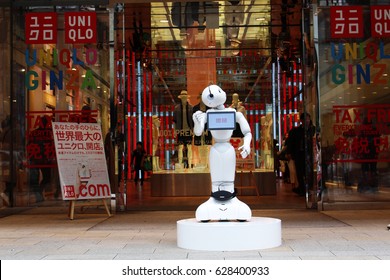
[256,17,266,21]
[159,19,169,23]
[361,96,366,99]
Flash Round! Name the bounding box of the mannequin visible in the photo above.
[192,94,212,170]
[152,115,161,171]
[173,90,194,169]
[193,84,252,221]
[230,93,247,137]
[261,113,273,169]
[261,114,273,151]
[230,93,247,118]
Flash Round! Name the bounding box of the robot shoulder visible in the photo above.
[235,110,245,120]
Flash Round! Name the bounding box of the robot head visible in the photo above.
[201,85,226,108]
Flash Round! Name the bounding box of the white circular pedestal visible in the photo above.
[177,217,282,251]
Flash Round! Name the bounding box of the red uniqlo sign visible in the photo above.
[64,12,97,44]
[25,12,57,44]
[330,6,363,38]
[371,6,390,38]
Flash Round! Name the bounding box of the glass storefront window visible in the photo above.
[147,1,274,172]
[3,4,112,206]
[2,0,308,207]
[317,4,390,205]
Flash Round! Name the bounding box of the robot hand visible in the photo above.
[192,110,207,136]
[238,144,251,159]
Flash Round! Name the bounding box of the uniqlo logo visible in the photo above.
[371,6,390,38]
[25,12,57,44]
[64,185,76,198]
[64,12,97,44]
[330,6,363,38]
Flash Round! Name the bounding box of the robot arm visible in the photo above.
[192,110,207,136]
[236,111,252,159]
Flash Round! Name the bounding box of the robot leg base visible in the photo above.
[195,197,252,222]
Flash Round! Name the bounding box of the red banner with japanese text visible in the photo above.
[332,104,390,163]
[52,122,111,200]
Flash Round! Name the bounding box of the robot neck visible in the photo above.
[214,104,225,110]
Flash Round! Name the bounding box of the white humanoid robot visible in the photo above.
[193,85,252,222]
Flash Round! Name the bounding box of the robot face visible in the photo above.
[201,85,226,108]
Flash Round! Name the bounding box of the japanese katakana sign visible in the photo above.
[330,5,390,39]
[330,6,363,39]
[25,11,97,44]
[25,12,58,44]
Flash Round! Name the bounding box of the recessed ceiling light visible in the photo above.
[159,19,169,23]
[352,100,357,103]
[256,17,266,21]
[361,96,366,99]
[357,87,361,90]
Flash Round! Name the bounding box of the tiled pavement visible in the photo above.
[0,207,389,260]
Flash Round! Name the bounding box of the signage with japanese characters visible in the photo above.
[26,114,56,168]
[329,6,390,85]
[330,5,390,39]
[24,11,99,91]
[25,12,58,44]
[330,6,363,39]
[332,105,390,163]
[52,122,111,200]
